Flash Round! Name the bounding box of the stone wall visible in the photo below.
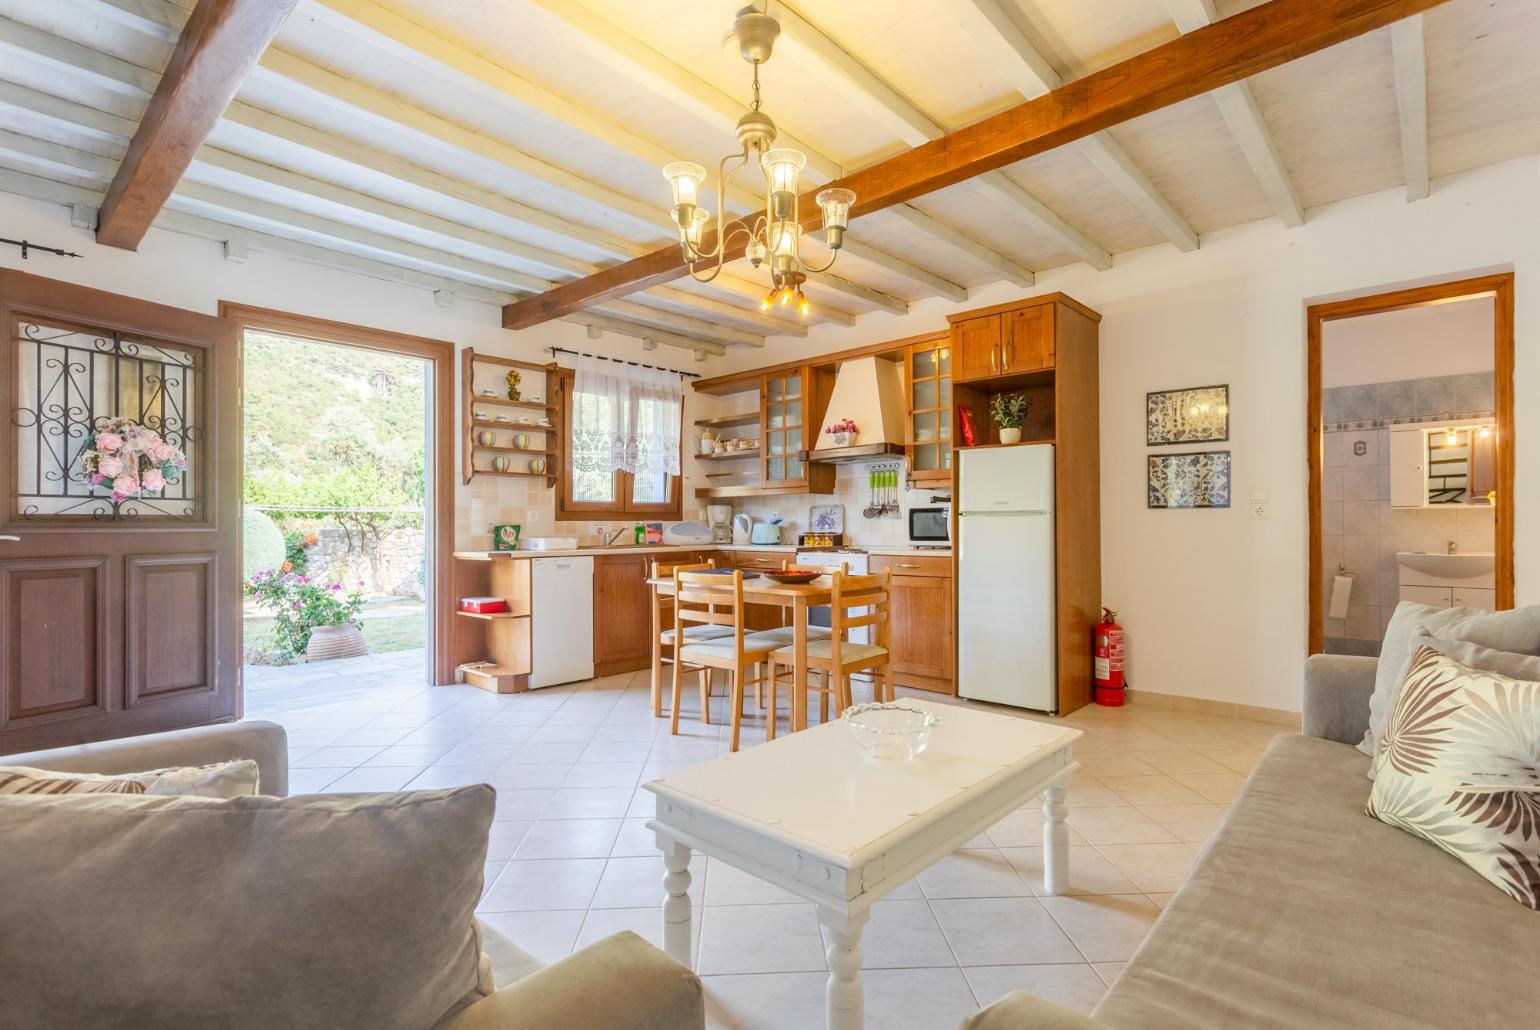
[278,517,424,599]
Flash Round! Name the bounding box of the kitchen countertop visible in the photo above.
[452,543,950,559]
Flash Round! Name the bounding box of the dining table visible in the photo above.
[648,572,842,733]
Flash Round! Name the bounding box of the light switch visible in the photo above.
[1249,487,1270,503]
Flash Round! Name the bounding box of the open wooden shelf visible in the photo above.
[470,396,555,413]
[695,412,760,430]
[471,419,550,431]
[696,448,762,461]
[474,444,553,456]
[455,610,526,621]
[694,484,769,499]
[473,468,553,481]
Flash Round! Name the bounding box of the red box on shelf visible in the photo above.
[459,596,508,615]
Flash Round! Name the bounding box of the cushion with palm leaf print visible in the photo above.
[1367,634,1540,909]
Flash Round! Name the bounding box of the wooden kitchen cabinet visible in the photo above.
[761,366,836,493]
[905,333,953,487]
[872,554,954,693]
[950,298,1057,384]
[593,552,655,675]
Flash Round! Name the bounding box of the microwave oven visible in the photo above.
[907,506,950,547]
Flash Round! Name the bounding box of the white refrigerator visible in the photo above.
[957,445,1057,712]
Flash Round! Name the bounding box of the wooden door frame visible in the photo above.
[219,303,456,684]
[1306,272,1515,655]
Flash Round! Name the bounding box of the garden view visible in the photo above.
[241,331,428,666]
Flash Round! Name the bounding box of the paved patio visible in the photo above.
[239,657,1286,1029]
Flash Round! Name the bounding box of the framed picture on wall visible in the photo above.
[1147,384,1229,445]
[1148,451,1231,509]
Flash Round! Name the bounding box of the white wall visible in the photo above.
[0,191,717,550]
[1322,296,1494,387]
[721,155,1539,713]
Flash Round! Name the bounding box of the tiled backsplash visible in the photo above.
[714,460,946,548]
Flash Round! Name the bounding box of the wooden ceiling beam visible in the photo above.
[1390,15,1431,201]
[96,0,296,249]
[951,0,1198,253]
[503,0,1447,329]
[1165,0,1305,227]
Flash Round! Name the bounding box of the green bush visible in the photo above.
[243,507,285,582]
[282,528,313,574]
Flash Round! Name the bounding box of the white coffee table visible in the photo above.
[645,700,1080,1030]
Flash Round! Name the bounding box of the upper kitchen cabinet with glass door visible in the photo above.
[906,333,953,487]
[761,366,835,492]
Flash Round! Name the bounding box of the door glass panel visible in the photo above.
[785,399,801,427]
[912,349,936,379]
[939,417,952,441]
[937,347,951,375]
[768,430,784,456]
[767,458,784,481]
[914,379,937,411]
[942,447,952,470]
[13,322,203,520]
[914,443,937,471]
[786,427,802,454]
[768,377,783,402]
[767,407,783,430]
[913,413,937,443]
[939,378,952,407]
[783,375,801,399]
[786,455,802,480]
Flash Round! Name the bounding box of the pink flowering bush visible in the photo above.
[245,569,365,658]
[79,417,187,501]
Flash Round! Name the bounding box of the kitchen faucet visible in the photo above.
[607,525,632,546]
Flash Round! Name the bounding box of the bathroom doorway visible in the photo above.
[1306,274,1515,656]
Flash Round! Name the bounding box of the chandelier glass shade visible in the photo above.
[660,7,856,316]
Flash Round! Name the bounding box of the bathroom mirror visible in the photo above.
[1425,425,1496,506]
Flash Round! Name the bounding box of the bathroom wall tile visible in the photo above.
[1380,571,1403,608]
[1456,507,1496,552]
[1322,432,1343,468]
[1377,465,1391,500]
[1342,466,1378,501]
[1414,377,1455,419]
[1344,501,1379,537]
[1376,381,1417,421]
[1321,467,1343,502]
[1346,604,1381,642]
[1342,537,1378,597]
[1450,372,1495,414]
[1320,500,1343,538]
[1321,389,1345,427]
[1337,385,1377,423]
[1342,430,1378,467]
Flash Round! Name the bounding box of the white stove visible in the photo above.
[793,548,872,681]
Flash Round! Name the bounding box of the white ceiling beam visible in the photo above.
[560,313,726,358]
[950,0,1196,253]
[1390,15,1430,201]
[518,0,969,301]
[805,272,907,316]
[0,16,160,97]
[972,174,1111,270]
[885,206,1033,287]
[1164,0,1304,228]
[772,1,1087,271]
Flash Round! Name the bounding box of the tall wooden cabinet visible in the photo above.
[903,332,954,487]
[948,293,1102,716]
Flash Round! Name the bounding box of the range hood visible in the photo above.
[807,355,907,464]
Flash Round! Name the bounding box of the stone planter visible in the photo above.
[306,623,367,662]
[998,427,1023,445]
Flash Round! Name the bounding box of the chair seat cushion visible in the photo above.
[660,625,734,644]
[771,639,887,666]
[746,626,832,644]
[679,637,779,662]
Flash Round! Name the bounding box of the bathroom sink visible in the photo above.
[1395,551,1496,585]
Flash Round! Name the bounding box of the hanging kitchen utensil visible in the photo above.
[863,468,881,518]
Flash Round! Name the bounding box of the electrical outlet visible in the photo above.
[1250,501,1270,520]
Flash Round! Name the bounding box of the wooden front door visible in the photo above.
[0,270,240,754]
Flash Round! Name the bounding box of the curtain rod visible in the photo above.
[548,346,700,378]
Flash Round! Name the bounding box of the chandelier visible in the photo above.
[661,5,856,317]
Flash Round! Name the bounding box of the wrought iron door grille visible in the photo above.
[12,321,204,520]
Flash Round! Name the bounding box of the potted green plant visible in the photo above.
[989,393,1031,445]
[246,570,368,663]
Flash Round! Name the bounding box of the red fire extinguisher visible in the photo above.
[1094,607,1126,707]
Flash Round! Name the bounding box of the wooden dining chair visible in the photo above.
[671,569,780,752]
[765,568,894,740]
[649,558,728,718]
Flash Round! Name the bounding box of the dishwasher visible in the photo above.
[530,556,594,688]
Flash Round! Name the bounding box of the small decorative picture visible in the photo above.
[1148,451,1231,509]
[492,524,521,550]
[809,504,844,534]
[644,521,664,544]
[1147,384,1229,445]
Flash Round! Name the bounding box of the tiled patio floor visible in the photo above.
[243,657,1288,1029]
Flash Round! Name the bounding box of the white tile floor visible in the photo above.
[244,655,1287,1029]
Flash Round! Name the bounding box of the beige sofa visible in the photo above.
[8,721,704,1030]
[965,654,1540,1029]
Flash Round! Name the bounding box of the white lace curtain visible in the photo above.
[572,354,683,481]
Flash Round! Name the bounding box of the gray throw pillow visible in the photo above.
[1362,603,1540,776]
[0,784,494,1030]
[1414,628,1540,682]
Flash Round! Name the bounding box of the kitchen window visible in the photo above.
[559,355,683,519]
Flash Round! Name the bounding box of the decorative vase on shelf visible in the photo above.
[832,431,852,447]
[306,623,367,662]
[999,427,1022,445]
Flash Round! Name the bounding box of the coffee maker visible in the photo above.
[706,504,733,544]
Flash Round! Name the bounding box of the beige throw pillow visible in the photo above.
[0,759,261,797]
[1366,643,1540,909]
[0,784,495,1029]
